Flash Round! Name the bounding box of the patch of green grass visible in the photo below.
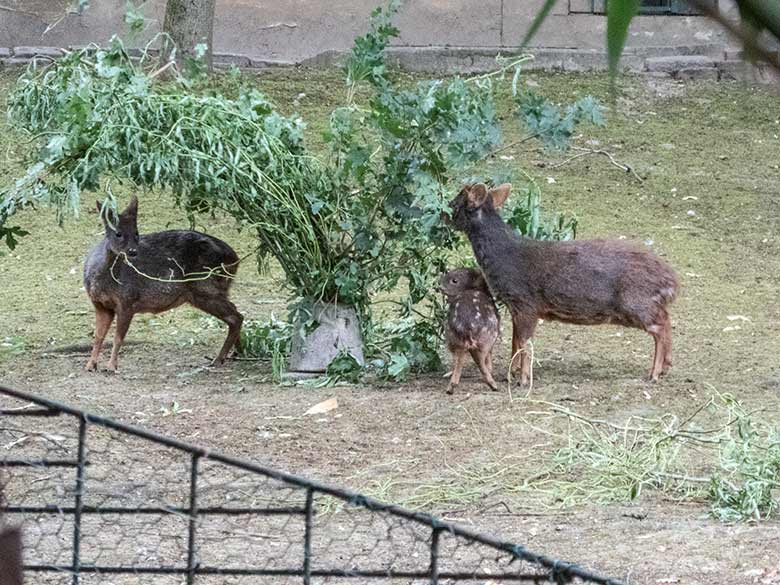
[0,336,27,357]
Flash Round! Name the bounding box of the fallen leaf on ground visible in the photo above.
[305,397,338,416]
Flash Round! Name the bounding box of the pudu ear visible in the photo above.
[488,183,511,209]
[466,183,489,208]
[123,195,139,219]
[471,269,487,289]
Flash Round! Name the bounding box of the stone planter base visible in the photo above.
[288,302,364,373]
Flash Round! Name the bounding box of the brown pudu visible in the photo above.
[449,183,678,385]
[439,268,501,394]
[84,196,243,372]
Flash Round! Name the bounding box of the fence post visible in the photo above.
[0,527,23,585]
[71,416,88,585]
[186,453,201,585]
[303,488,314,585]
[429,527,442,585]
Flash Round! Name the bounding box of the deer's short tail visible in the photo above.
[225,250,240,276]
[658,265,679,306]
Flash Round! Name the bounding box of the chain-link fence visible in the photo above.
[0,384,623,585]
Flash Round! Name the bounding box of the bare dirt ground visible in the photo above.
[1,69,779,584]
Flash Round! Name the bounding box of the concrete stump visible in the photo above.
[288,302,365,373]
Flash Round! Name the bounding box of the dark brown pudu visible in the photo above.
[84,196,243,372]
[449,183,678,385]
[439,268,501,394]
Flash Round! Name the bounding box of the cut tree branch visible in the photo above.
[258,22,298,30]
[547,147,644,183]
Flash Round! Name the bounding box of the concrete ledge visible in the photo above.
[645,55,716,72]
[627,44,725,59]
[298,49,347,69]
[0,43,776,84]
[2,58,36,66]
[718,59,780,83]
[300,45,717,74]
[676,67,719,80]
[249,58,297,69]
[724,48,744,61]
[718,59,748,81]
[213,53,252,68]
[640,70,675,79]
[126,47,159,58]
[12,46,63,58]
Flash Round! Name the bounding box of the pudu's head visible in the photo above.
[447,183,511,231]
[98,196,140,258]
[438,267,489,299]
